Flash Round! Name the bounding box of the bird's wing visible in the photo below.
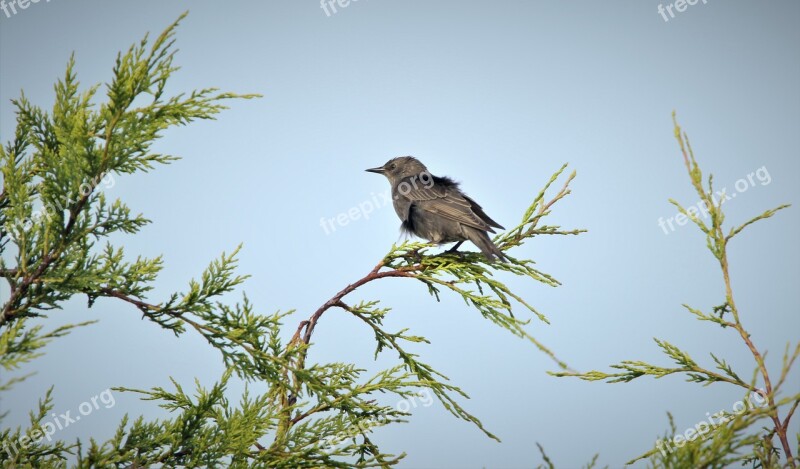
[462,194,505,230]
[402,180,497,232]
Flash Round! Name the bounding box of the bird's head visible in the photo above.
[366,156,429,185]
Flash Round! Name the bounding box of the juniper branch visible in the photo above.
[552,114,796,468]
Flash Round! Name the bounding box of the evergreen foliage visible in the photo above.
[552,114,798,468]
[0,15,582,468]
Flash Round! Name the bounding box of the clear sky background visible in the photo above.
[1,1,798,467]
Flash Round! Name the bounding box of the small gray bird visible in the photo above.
[366,156,508,262]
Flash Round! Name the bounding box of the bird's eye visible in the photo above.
[389,164,396,170]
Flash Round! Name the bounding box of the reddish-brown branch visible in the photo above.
[272,261,422,435]
[783,398,799,430]
[0,253,55,324]
[296,262,418,345]
[98,287,156,312]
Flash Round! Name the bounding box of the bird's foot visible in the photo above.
[445,241,464,254]
[442,241,466,260]
[445,250,468,261]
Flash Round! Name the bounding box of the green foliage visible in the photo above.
[535,443,604,469]
[0,14,582,468]
[551,114,799,468]
[639,411,775,469]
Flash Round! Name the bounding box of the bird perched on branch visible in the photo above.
[366,156,508,262]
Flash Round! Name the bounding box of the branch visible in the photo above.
[297,262,419,345]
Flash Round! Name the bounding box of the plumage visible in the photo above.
[366,156,508,262]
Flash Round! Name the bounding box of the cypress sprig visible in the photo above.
[551,114,798,468]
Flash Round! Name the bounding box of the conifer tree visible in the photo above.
[0,14,583,468]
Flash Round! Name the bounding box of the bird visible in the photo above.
[366,156,508,262]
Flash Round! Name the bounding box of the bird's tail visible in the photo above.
[465,227,509,263]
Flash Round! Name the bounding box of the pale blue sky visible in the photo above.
[1,1,799,467]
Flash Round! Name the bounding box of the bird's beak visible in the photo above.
[365,166,385,174]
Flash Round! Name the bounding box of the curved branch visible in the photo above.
[297,263,418,345]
